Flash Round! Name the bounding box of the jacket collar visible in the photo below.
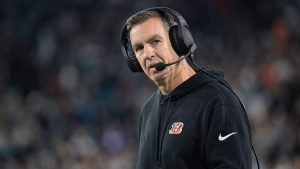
[157,67,224,101]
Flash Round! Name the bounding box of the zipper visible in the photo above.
[155,95,172,168]
[155,98,165,165]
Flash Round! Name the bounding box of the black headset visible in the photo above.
[120,7,196,72]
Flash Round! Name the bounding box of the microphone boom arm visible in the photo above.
[155,51,191,71]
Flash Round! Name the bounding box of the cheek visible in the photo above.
[135,54,148,73]
[167,43,178,57]
[162,48,178,62]
[162,41,178,59]
[135,54,144,66]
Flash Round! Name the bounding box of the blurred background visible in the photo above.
[0,0,299,168]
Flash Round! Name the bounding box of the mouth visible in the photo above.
[149,63,158,69]
[148,63,161,74]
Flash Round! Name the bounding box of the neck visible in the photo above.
[158,60,196,95]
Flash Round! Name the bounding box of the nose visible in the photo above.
[143,44,155,60]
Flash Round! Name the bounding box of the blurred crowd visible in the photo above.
[0,0,299,169]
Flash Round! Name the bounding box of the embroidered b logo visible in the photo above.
[169,122,184,134]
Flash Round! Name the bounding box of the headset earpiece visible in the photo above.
[120,24,143,72]
[169,24,194,56]
[127,42,143,72]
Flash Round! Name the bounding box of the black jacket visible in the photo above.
[136,69,252,169]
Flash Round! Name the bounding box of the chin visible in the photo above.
[151,73,167,84]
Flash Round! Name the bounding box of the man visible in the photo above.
[120,7,256,169]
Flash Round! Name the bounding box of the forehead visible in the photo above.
[129,17,168,44]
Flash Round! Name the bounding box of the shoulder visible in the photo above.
[205,80,241,107]
[141,90,159,109]
[139,90,160,117]
[205,80,250,127]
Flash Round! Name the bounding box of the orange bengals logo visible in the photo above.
[169,122,184,134]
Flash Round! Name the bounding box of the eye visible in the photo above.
[134,46,143,52]
[152,39,161,46]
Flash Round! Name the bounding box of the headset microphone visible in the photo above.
[154,51,190,71]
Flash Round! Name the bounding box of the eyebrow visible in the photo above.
[132,34,163,49]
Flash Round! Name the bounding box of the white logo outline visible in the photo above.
[169,122,184,134]
[218,132,238,141]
